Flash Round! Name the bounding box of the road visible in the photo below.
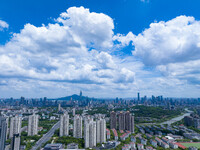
[31,121,60,150]
[160,108,193,125]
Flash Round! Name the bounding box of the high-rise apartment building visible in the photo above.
[9,116,22,139]
[28,114,39,136]
[73,115,82,138]
[118,112,125,130]
[0,116,7,150]
[58,104,61,112]
[125,111,131,131]
[110,111,117,129]
[72,108,76,116]
[110,111,135,133]
[96,118,106,144]
[84,118,96,148]
[130,114,135,133]
[6,117,9,140]
[60,112,69,137]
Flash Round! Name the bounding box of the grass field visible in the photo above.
[180,142,200,148]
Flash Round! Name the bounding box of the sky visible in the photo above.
[0,0,200,98]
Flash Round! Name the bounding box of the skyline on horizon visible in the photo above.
[0,0,200,98]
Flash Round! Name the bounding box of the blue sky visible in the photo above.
[0,0,200,98]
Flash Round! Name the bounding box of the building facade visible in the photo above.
[73,115,82,138]
[9,116,22,139]
[0,116,7,150]
[110,111,117,129]
[28,114,39,136]
[60,112,69,137]
[96,118,106,144]
[84,118,96,148]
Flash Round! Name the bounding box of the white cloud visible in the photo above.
[113,15,200,96]
[57,6,114,48]
[0,20,9,31]
[0,7,136,98]
[132,15,200,66]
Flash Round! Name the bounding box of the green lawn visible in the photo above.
[181,142,200,148]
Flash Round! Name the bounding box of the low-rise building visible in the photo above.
[150,139,157,148]
[106,129,110,140]
[137,143,144,150]
[44,144,63,150]
[160,141,169,149]
[169,142,178,149]
[111,129,118,141]
[67,143,79,149]
[189,147,198,150]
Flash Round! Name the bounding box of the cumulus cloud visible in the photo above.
[0,6,135,97]
[0,20,9,31]
[57,6,114,48]
[113,15,200,92]
[132,15,200,66]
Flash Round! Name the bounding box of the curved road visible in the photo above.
[31,121,60,150]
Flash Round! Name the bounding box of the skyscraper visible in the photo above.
[96,118,106,144]
[20,97,25,105]
[137,92,140,101]
[73,115,82,138]
[28,114,39,136]
[84,118,96,148]
[110,111,117,129]
[9,116,22,139]
[43,97,47,106]
[0,116,7,150]
[80,91,82,101]
[60,112,69,137]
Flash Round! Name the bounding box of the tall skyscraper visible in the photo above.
[96,118,106,144]
[137,92,140,101]
[20,97,25,105]
[110,111,117,129]
[0,116,7,150]
[118,112,125,130]
[28,114,39,136]
[43,97,47,106]
[10,134,20,150]
[73,115,82,138]
[84,118,96,148]
[80,91,82,101]
[60,112,69,137]
[9,116,22,139]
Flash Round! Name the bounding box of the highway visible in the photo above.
[31,121,60,150]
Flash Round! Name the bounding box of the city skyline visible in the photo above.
[1,0,200,98]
